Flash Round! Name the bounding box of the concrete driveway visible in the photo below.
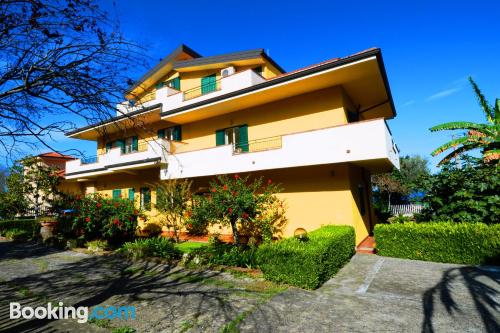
[0,240,498,332]
[240,254,500,333]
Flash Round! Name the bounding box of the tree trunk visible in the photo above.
[230,218,240,246]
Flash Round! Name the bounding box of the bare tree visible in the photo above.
[0,0,147,159]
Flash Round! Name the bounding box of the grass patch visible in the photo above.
[175,241,208,254]
[88,318,112,328]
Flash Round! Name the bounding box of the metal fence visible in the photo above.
[390,204,424,216]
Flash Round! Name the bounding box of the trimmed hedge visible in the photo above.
[256,225,355,289]
[0,219,39,238]
[374,222,500,265]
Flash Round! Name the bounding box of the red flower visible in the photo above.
[267,179,272,185]
[114,203,119,208]
[85,217,91,223]
[133,210,139,215]
[113,219,120,225]
[211,187,217,193]
[228,207,233,214]
[186,210,192,217]
[187,223,193,229]
[75,195,81,200]
[223,185,228,191]
[242,213,249,219]
[234,174,239,179]
[96,203,102,208]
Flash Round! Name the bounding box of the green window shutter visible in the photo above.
[172,77,180,90]
[173,125,182,141]
[216,129,225,146]
[128,188,135,201]
[157,129,165,139]
[116,139,126,154]
[239,124,249,152]
[112,189,121,199]
[105,142,112,152]
[140,187,151,210]
[132,136,139,151]
[201,74,216,94]
[155,82,165,89]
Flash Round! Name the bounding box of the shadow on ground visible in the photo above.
[0,242,280,332]
[422,265,500,333]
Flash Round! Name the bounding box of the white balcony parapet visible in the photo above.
[66,138,168,179]
[116,69,266,116]
[161,119,400,180]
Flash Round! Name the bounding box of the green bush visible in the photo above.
[119,237,181,261]
[374,222,500,265]
[3,228,31,241]
[64,194,140,243]
[0,219,38,239]
[256,225,355,289]
[186,238,257,268]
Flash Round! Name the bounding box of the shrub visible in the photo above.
[374,222,500,265]
[0,219,39,239]
[387,214,415,224]
[3,228,31,242]
[68,194,140,243]
[85,239,109,252]
[188,174,287,245]
[119,237,181,261]
[186,239,257,268]
[256,225,355,289]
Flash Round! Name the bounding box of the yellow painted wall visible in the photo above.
[76,163,371,244]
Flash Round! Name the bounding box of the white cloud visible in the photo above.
[401,100,415,107]
[426,87,462,101]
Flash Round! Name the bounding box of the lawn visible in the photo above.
[175,241,207,254]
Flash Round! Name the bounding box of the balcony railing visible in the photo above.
[183,79,222,101]
[121,141,149,155]
[81,155,99,164]
[233,136,282,154]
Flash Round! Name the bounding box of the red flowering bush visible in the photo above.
[189,174,287,245]
[71,194,140,243]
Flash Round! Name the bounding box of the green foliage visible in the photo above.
[186,237,257,268]
[68,194,140,243]
[175,241,207,254]
[419,159,499,224]
[430,77,499,164]
[188,174,286,245]
[155,179,192,242]
[0,219,38,241]
[387,214,415,224]
[111,327,136,333]
[85,239,109,251]
[374,222,500,265]
[119,237,181,260]
[256,225,355,289]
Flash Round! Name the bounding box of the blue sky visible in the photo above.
[49,0,500,171]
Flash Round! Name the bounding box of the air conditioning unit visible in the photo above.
[221,66,235,77]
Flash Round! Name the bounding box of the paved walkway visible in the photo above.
[0,240,498,332]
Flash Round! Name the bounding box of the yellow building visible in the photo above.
[64,45,399,245]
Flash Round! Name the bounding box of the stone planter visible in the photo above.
[40,220,58,241]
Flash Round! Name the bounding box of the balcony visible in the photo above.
[116,69,266,116]
[161,118,399,180]
[65,139,169,179]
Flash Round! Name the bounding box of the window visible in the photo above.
[347,110,360,123]
[128,188,135,201]
[112,189,121,199]
[357,185,366,216]
[216,125,248,152]
[158,125,181,141]
[105,136,138,154]
[201,74,217,94]
[166,77,181,90]
[140,187,151,210]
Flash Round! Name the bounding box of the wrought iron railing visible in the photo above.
[183,79,221,101]
[233,136,282,154]
[81,155,98,164]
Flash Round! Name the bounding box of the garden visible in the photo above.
[0,170,356,291]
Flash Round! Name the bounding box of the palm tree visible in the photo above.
[430,77,499,165]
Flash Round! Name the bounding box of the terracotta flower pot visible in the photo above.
[39,219,58,241]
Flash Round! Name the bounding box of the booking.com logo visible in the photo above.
[10,302,136,323]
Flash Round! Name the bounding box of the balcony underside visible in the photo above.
[65,157,161,180]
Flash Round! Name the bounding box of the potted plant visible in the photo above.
[39,215,58,240]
